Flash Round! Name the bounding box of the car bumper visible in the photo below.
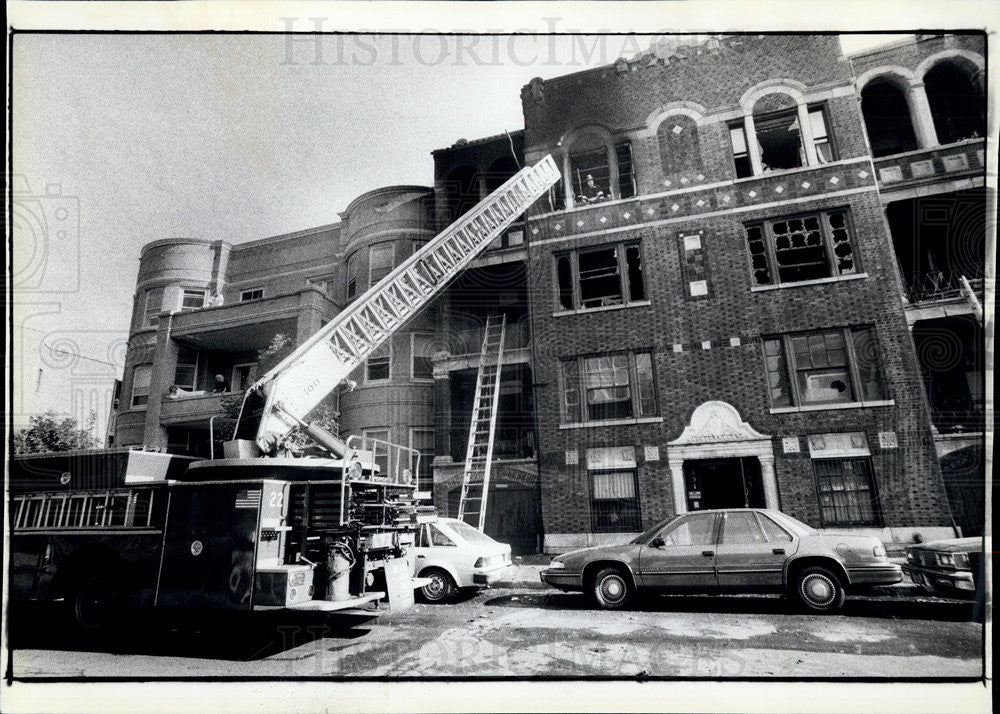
[847,564,903,586]
[539,569,582,591]
[903,564,977,594]
[472,564,514,586]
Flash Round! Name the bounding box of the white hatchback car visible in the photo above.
[412,518,513,602]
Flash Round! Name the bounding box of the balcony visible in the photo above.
[527,158,878,243]
[159,392,228,427]
[170,289,336,352]
[902,271,985,325]
[874,139,985,195]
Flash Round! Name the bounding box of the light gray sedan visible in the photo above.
[540,509,902,612]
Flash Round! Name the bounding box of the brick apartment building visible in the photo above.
[113,34,987,553]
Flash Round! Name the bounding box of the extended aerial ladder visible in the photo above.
[457,315,506,530]
[233,155,560,458]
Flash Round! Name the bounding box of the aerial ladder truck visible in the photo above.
[9,156,560,630]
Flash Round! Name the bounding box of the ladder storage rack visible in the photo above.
[237,155,561,456]
[457,315,506,531]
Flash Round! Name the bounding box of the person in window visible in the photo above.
[213,374,231,393]
[579,174,606,204]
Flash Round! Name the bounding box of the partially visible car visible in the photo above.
[540,508,902,613]
[412,518,513,602]
[903,536,985,599]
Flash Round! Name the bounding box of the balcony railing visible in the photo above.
[906,271,984,304]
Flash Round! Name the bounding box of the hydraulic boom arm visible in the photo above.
[234,155,560,456]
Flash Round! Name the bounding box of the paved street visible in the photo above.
[9,587,984,680]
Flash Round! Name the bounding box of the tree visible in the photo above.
[216,332,341,454]
[13,410,99,454]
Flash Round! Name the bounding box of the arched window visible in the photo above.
[569,132,612,201]
[484,156,519,193]
[861,78,919,157]
[729,88,836,178]
[924,62,985,145]
[657,115,702,178]
[560,130,636,208]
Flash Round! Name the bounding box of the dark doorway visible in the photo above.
[683,457,765,511]
[448,480,542,555]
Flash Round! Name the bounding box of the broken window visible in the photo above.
[745,209,858,286]
[615,142,636,199]
[578,248,622,307]
[555,242,645,311]
[763,327,886,407]
[561,351,658,423]
[755,109,803,171]
[861,79,919,157]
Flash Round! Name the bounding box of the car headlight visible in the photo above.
[547,559,565,570]
[953,553,971,569]
[906,550,917,562]
[935,553,955,567]
[873,544,886,558]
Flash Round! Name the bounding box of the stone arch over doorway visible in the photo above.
[666,401,778,514]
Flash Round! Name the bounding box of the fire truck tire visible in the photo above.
[65,570,121,633]
[417,568,455,603]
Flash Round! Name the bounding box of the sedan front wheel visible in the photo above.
[794,566,845,613]
[590,567,633,609]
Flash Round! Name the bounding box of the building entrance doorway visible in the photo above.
[683,457,765,511]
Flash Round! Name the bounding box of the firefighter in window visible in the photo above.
[578,174,606,204]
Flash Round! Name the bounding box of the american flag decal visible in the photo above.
[235,489,262,509]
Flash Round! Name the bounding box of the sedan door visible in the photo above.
[714,510,792,591]
[637,512,719,591]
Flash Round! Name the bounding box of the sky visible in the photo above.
[9,32,908,439]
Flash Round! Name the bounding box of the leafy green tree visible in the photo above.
[13,410,99,454]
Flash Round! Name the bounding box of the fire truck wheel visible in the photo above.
[68,571,120,633]
[418,568,455,603]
